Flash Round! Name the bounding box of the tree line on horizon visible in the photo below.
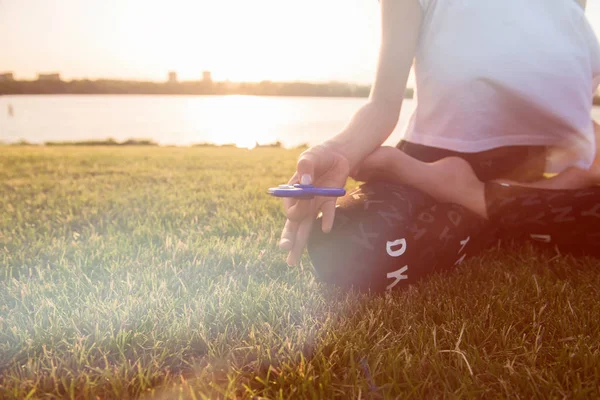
[0,79,418,99]
[4,79,600,105]
[3,138,309,149]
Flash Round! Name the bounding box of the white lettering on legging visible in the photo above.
[379,206,404,227]
[454,236,470,265]
[364,199,384,210]
[459,236,470,254]
[386,266,408,290]
[582,203,600,218]
[454,254,467,266]
[386,239,408,290]
[349,188,363,200]
[351,223,378,250]
[530,234,551,243]
[386,238,407,257]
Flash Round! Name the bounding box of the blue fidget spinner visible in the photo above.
[268,184,346,199]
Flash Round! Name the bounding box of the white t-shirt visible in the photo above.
[404,0,600,173]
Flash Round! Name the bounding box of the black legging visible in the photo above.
[307,141,599,292]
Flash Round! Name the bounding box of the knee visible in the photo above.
[306,181,429,292]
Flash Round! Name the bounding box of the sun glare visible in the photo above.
[102,0,381,83]
[184,96,283,148]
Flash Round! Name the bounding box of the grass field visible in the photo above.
[1,146,600,399]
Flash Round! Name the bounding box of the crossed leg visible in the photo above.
[307,180,490,292]
[353,146,600,220]
[307,146,600,292]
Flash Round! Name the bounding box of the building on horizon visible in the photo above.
[168,71,178,84]
[202,71,212,83]
[0,72,14,81]
[37,73,61,81]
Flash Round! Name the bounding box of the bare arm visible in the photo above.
[327,0,423,169]
[280,0,423,265]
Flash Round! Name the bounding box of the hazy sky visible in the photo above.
[2,0,600,83]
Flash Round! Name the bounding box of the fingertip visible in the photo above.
[297,155,315,182]
[286,252,298,266]
[279,238,293,251]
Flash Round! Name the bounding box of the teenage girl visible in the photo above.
[280,0,600,291]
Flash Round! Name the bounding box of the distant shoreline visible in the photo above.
[2,80,600,105]
[0,79,413,99]
[1,138,306,150]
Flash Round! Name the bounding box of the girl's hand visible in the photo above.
[279,144,351,266]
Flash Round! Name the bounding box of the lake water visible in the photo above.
[0,95,415,148]
[1,95,600,149]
